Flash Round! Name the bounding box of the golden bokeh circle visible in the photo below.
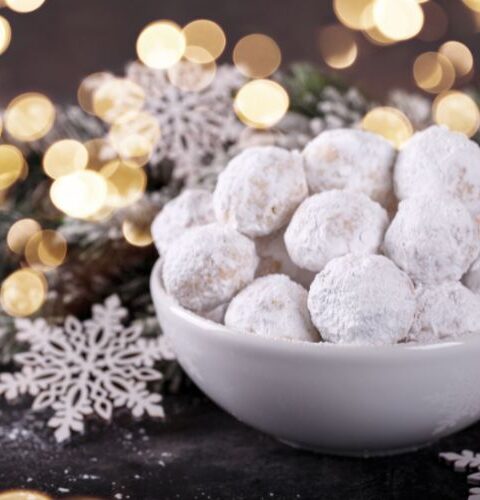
[25,229,67,269]
[122,219,153,247]
[362,25,396,46]
[362,106,413,148]
[439,41,474,79]
[373,0,424,41]
[5,0,45,13]
[234,79,289,129]
[50,170,108,219]
[93,78,145,124]
[77,72,114,115]
[100,161,147,208]
[167,54,217,91]
[233,34,281,78]
[433,91,480,138]
[7,218,41,255]
[0,15,11,55]
[318,25,358,69]
[84,138,118,170]
[136,20,186,69]
[463,0,480,12]
[0,145,25,190]
[333,0,376,30]
[413,52,455,94]
[1,269,47,317]
[182,19,226,63]
[5,93,55,142]
[43,139,89,179]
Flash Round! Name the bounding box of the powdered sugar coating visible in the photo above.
[394,125,480,216]
[225,274,319,342]
[213,146,308,238]
[163,223,258,312]
[284,190,389,273]
[152,189,214,255]
[383,194,480,285]
[302,129,396,207]
[463,254,480,294]
[410,282,480,343]
[255,229,315,288]
[308,254,415,346]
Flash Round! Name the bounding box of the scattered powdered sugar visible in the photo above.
[213,146,308,238]
[225,274,319,342]
[302,129,396,208]
[409,281,480,343]
[163,223,258,312]
[308,254,416,346]
[394,125,480,216]
[383,194,480,285]
[151,189,215,256]
[284,190,389,273]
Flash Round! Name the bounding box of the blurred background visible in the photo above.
[1,0,480,103]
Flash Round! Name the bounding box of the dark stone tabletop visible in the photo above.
[0,389,478,500]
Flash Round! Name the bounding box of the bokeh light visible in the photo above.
[25,229,67,269]
[50,170,108,219]
[0,16,11,55]
[1,269,47,317]
[333,0,375,30]
[5,93,55,142]
[0,145,25,190]
[234,79,289,129]
[122,219,153,247]
[167,55,217,91]
[136,20,186,69]
[233,34,281,78]
[362,107,413,148]
[463,0,480,13]
[373,0,424,41]
[439,41,474,80]
[413,52,455,94]
[84,138,118,170]
[5,0,45,13]
[318,25,358,69]
[182,19,226,64]
[43,139,89,179]
[7,219,41,255]
[433,91,480,138]
[100,161,147,208]
[77,72,114,115]
[93,78,145,124]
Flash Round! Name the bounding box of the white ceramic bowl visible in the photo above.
[150,259,480,456]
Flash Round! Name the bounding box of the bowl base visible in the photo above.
[277,437,435,458]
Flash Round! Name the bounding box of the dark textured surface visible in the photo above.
[0,392,477,500]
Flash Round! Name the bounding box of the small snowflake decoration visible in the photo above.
[440,449,480,499]
[0,295,174,442]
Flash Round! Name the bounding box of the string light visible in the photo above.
[333,0,375,30]
[413,52,455,94]
[100,161,147,208]
[234,79,289,129]
[25,229,67,269]
[362,107,413,148]
[50,170,108,219]
[122,219,153,247]
[7,219,41,255]
[182,19,226,63]
[0,15,11,55]
[439,41,474,80]
[77,72,114,115]
[5,93,55,142]
[43,139,89,179]
[373,0,424,41]
[318,25,358,69]
[1,269,47,317]
[433,91,480,138]
[5,0,45,13]
[136,20,186,69]
[233,34,281,78]
[0,145,25,190]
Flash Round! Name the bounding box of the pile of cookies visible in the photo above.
[152,125,480,346]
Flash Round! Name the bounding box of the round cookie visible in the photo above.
[383,194,480,285]
[284,190,389,273]
[151,189,214,255]
[213,146,308,238]
[410,282,480,343]
[255,229,315,288]
[302,129,396,207]
[463,254,480,294]
[225,274,319,342]
[308,254,416,346]
[163,223,258,312]
[394,125,480,216]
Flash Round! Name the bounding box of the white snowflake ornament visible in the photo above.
[0,295,174,442]
[440,450,480,472]
[470,487,480,500]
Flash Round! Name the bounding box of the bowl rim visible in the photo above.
[150,258,480,357]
